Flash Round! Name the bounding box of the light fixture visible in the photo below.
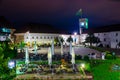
[8,60,16,69]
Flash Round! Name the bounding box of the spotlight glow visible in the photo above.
[8,60,15,69]
[81,63,85,68]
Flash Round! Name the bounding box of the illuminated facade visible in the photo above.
[94,31,120,48]
[14,23,80,46]
[79,31,120,48]
[15,32,80,46]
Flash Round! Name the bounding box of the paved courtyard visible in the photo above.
[28,46,101,57]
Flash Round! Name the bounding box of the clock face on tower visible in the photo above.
[79,18,88,29]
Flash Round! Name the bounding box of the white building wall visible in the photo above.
[79,34,87,43]
[23,33,80,45]
[77,30,120,48]
[109,31,120,48]
[81,31,120,48]
[0,36,7,41]
[24,33,59,44]
[94,32,111,47]
[15,31,120,48]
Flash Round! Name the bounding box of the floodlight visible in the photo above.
[81,63,85,68]
[8,60,15,69]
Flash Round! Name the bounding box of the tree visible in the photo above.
[18,41,26,53]
[54,37,64,46]
[67,36,73,43]
[0,42,17,59]
[0,46,16,79]
[84,33,100,46]
[117,42,120,48]
[58,37,64,44]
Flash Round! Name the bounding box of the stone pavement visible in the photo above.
[28,46,101,57]
[15,73,93,80]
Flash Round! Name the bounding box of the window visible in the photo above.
[32,37,34,39]
[116,39,118,42]
[51,36,53,39]
[44,36,46,39]
[3,36,6,38]
[104,38,106,41]
[104,33,106,35]
[26,37,28,39]
[36,37,38,39]
[116,33,118,36]
[47,36,49,39]
[40,36,42,39]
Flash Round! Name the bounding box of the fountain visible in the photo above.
[51,39,54,55]
[61,43,63,55]
[48,47,52,67]
[15,40,86,79]
[58,37,63,55]
[34,41,37,55]
[71,47,75,70]
[25,47,29,64]
[70,41,72,55]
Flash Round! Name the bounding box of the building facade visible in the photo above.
[94,31,120,48]
[15,32,80,46]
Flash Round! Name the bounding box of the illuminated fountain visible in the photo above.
[51,39,54,55]
[48,47,52,67]
[34,41,37,55]
[25,47,29,64]
[71,47,75,70]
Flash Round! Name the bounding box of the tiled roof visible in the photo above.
[15,23,70,34]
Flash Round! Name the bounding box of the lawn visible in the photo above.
[91,58,120,80]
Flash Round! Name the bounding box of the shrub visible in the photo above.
[105,54,113,59]
[83,55,89,61]
[75,55,82,60]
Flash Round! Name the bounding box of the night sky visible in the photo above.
[0,0,120,33]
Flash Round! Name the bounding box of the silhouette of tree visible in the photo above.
[66,36,73,43]
[84,33,100,46]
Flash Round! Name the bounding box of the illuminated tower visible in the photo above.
[76,9,88,43]
[79,18,88,34]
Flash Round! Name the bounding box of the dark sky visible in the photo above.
[0,0,120,33]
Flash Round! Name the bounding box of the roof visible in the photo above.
[15,23,70,34]
[83,24,120,33]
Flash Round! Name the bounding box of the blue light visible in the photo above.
[80,22,85,26]
[8,60,15,69]
[2,28,11,33]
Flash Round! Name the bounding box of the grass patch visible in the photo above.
[91,59,120,80]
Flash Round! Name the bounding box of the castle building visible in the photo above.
[14,23,79,46]
[81,24,120,48]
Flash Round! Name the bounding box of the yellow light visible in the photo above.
[81,63,85,68]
